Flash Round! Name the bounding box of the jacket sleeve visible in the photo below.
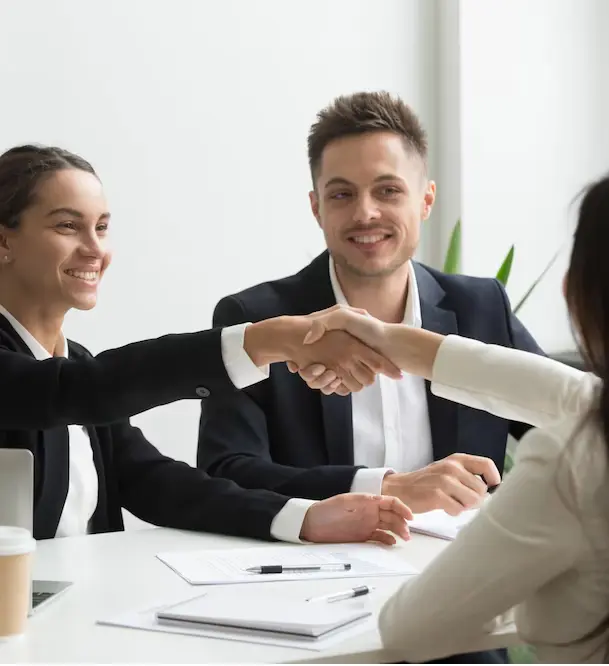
[197,295,361,500]
[0,327,237,430]
[431,334,594,429]
[492,279,549,440]
[112,418,291,540]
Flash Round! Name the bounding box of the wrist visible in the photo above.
[384,325,443,379]
[381,469,397,496]
[243,316,306,366]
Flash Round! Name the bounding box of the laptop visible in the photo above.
[0,449,72,613]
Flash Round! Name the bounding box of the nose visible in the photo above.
[352,192,381,224]
[79,230,105,259]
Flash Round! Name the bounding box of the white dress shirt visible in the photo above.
[329,257,434,494]
[379,336,609,663]
[0,305,312,542]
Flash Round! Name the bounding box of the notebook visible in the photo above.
[407,506,480,540]
[155,591,371,639]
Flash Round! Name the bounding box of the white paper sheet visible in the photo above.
[408,507,479,540]
[97,590,376,652]
[156,542,419,585]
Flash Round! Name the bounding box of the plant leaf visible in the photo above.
[443,219,462,274]
[496,245,515,286]
[513,247,562,314]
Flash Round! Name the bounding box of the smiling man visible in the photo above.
[198,95,542,661]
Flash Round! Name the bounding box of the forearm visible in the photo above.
[381,325,444,379]
[243,316,307,367]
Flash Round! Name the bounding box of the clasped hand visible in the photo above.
[285,305,390,395]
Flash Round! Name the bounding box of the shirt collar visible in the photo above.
[328,255,422,328]
[0,304,68,359]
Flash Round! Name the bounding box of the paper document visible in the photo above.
[98,587,375,652]
[156,542,419,585]
[157,589,371,638]
[408,507,479,540]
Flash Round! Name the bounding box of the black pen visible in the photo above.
[245,563,351,574]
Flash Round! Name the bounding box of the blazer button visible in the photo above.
[196,386,210,398]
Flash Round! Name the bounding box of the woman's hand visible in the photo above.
[287,305,391,395]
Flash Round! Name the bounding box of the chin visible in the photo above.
[71,297,98,312]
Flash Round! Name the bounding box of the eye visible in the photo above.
[96,223,109,234]
[56,221,77,232]
[379,186,402,197]
[329,191,352,200]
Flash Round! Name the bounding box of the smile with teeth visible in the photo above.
[64,269,99,282]
[350,233,391,244]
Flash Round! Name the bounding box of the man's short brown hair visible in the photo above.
[307,91,428,184]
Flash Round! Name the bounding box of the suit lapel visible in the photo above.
[34,426,69,539]
[0,316,71,539]
[413,264,460,462]
[296,253,355,464]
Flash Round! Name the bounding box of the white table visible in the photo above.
[0,528,518,663]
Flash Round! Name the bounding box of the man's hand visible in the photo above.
[288,329,401,394]
[244,310,400,394]
[300,493,413,545]
[381,454,501,515]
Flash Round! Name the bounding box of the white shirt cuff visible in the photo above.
[350,468,394,495]
[220,323,270,389]
[270,498,317,543]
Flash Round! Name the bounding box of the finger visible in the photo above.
[359,350,402,380]
[304,369,339,391]
[286,361,299,373]
[443,476,483,509]
[333,383,351,397]
[320,377,343,395]
[337,370,365,393]
[369,529,396,546]
[451,454,501,487]
[349,360,376,387]
[296,363,326,379]
[297,364,327,381]
[379,511,410,540]
[433,489,469,516]
[452,468,488,496]
[303,320,327,345]
[374,495,414,521]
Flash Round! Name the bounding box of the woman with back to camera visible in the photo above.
[0,144,410,545]
[301,174,609,662]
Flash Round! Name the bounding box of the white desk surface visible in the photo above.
[0,527,518,663]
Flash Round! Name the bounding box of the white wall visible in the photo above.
[0,0,439,525]
[456,0,609,353]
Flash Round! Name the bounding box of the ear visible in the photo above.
[309,190,322,228]
[421,180,436,221]
[0,225,12,262]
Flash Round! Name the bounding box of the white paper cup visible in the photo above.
[0,526,36,642]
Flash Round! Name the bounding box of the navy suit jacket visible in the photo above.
[198,252,544,499]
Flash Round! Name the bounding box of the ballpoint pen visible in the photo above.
[244,563,351,574]
[306,585,375,603]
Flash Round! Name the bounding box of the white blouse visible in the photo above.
[379,336,609,663]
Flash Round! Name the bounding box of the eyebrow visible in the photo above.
[47,208,111,221]
[323,174,405,190]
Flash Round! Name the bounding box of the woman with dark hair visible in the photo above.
[301,175,609,662]
[0,144,410,544]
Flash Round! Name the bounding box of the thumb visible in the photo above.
[303,320,327,345]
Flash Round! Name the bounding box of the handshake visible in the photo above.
[244,306,501,543]
[244,304,404,396]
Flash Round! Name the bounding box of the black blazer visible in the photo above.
[198,252,545,499]
[0,315,289,540]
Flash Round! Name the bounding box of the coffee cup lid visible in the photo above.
[0,527,36,556]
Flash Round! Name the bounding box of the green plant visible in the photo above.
[443,219,561,314]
